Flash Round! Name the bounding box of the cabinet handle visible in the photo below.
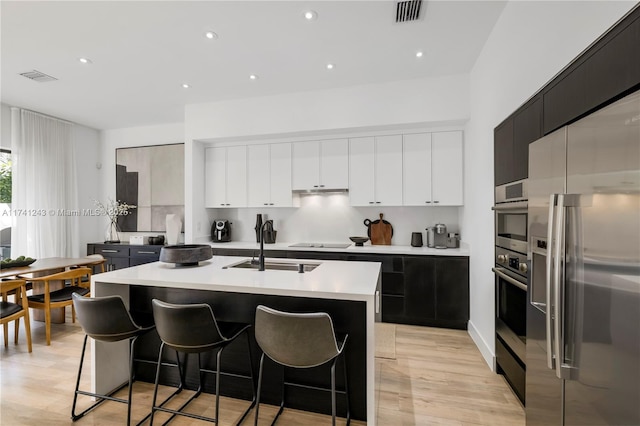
[433,201,440,204]
[264,203,268,206]
[269,203,274,206]
[375,201,381,204]
[226,203,231,206]
[313,185,319,188]
[425,201,432,204]
[101,249,118,253]
[220,203,225,206]
[137,251,156,254]
[375,291,380,314]
[319,185,325,188]
[369,201,374,204]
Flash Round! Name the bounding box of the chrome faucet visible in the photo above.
[258,220,273,271]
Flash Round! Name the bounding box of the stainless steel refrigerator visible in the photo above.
[526,90,640,425]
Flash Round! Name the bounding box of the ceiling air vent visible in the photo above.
[19,70,58,83]
[395,0,422,23]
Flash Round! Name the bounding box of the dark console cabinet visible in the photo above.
[87,243,161,271]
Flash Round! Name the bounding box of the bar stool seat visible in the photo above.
[71,293,155,425]
[150,299,256,425]
[254,305,350,426]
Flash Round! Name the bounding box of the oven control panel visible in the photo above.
[496,247,528,278]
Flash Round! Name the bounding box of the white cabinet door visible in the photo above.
[247,144,270,207]
[403,133,432,206]
[292,141,319,190]
[349,137,375,206]
[432,131,463,206]
[225,145,247,207]
[270,143,292,207]
[205,147,227,208]
[375,135,403,206]
[320,139,348,189]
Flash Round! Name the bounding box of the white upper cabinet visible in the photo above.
[247,143,292,207]
[402,131,463,206]
[432,131,463,206]
[349,135,403,206]
[403,133,433,205]
[319,139,349,189]
[292,139,348,190]
[205,145,247,208]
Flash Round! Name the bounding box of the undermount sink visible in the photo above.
[223,259,320,272]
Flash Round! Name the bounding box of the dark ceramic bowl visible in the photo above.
[349,236,369,247]
[159,244,212,266]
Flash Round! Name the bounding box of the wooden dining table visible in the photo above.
[0,257,101,323]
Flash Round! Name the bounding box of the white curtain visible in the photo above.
[10,108,79,258]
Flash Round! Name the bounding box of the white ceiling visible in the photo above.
[1,1,505,130]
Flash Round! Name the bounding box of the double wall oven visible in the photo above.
[493,178,528,403]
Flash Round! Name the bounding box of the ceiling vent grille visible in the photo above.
[19,70,58,83]
[396,0,422,23]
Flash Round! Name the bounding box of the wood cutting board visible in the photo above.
[364,213,393,245]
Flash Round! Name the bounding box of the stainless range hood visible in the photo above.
[292,188,349,194]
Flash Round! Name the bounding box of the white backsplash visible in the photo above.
[206,194,460,246]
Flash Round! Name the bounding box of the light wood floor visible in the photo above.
[1,312,524,425]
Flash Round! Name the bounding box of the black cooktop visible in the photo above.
[288,243,351,249]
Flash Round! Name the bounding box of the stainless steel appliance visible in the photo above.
[494,179,528,254]
[493,179,529,403]
[211,220,231,242]
[426,223,447,248]
[526,90,640,425]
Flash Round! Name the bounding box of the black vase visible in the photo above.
[254,214,263,243]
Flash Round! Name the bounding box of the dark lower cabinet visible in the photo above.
[403,256,470,329]
[209,247,469,329]
[404,257,436,321]
[87,243,161,271]
[435,257,470,322]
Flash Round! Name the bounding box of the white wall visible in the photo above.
[185,74,470,242]
[1,104,11,149]
[186,74,469,141]
[72,125,102,254]
[462,0,636,368]
[100,122,185,241]
[207,196,459,245]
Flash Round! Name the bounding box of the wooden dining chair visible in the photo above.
[27,267,92,345]
[1,278,33,352]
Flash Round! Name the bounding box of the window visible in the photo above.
[0,149,12,259]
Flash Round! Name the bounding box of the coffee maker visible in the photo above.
[211,220,231,242]
[426,223,447,248]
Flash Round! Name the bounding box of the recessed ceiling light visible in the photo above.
[304,10,317,20]
[78,57,92,64]
[205,31,218,40]
[249,74,258,80]
[416,51,424,58]
[182,83,190,89]
[326,63,335,70]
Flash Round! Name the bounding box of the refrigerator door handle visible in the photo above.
[546,194,557,370]
[553,194,566,379]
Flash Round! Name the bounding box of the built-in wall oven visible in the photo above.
[493,179,528,404]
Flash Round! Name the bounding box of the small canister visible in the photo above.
[411,232,423,247]
[446,233,460,248]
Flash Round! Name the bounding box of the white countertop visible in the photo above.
[92,255,381,302]
[197,238,470,256]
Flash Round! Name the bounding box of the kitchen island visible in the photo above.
[91,255,381,424]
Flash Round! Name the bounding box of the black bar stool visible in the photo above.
[71,293,155,425]
[150,299,256,425]
[253,305,350,426]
